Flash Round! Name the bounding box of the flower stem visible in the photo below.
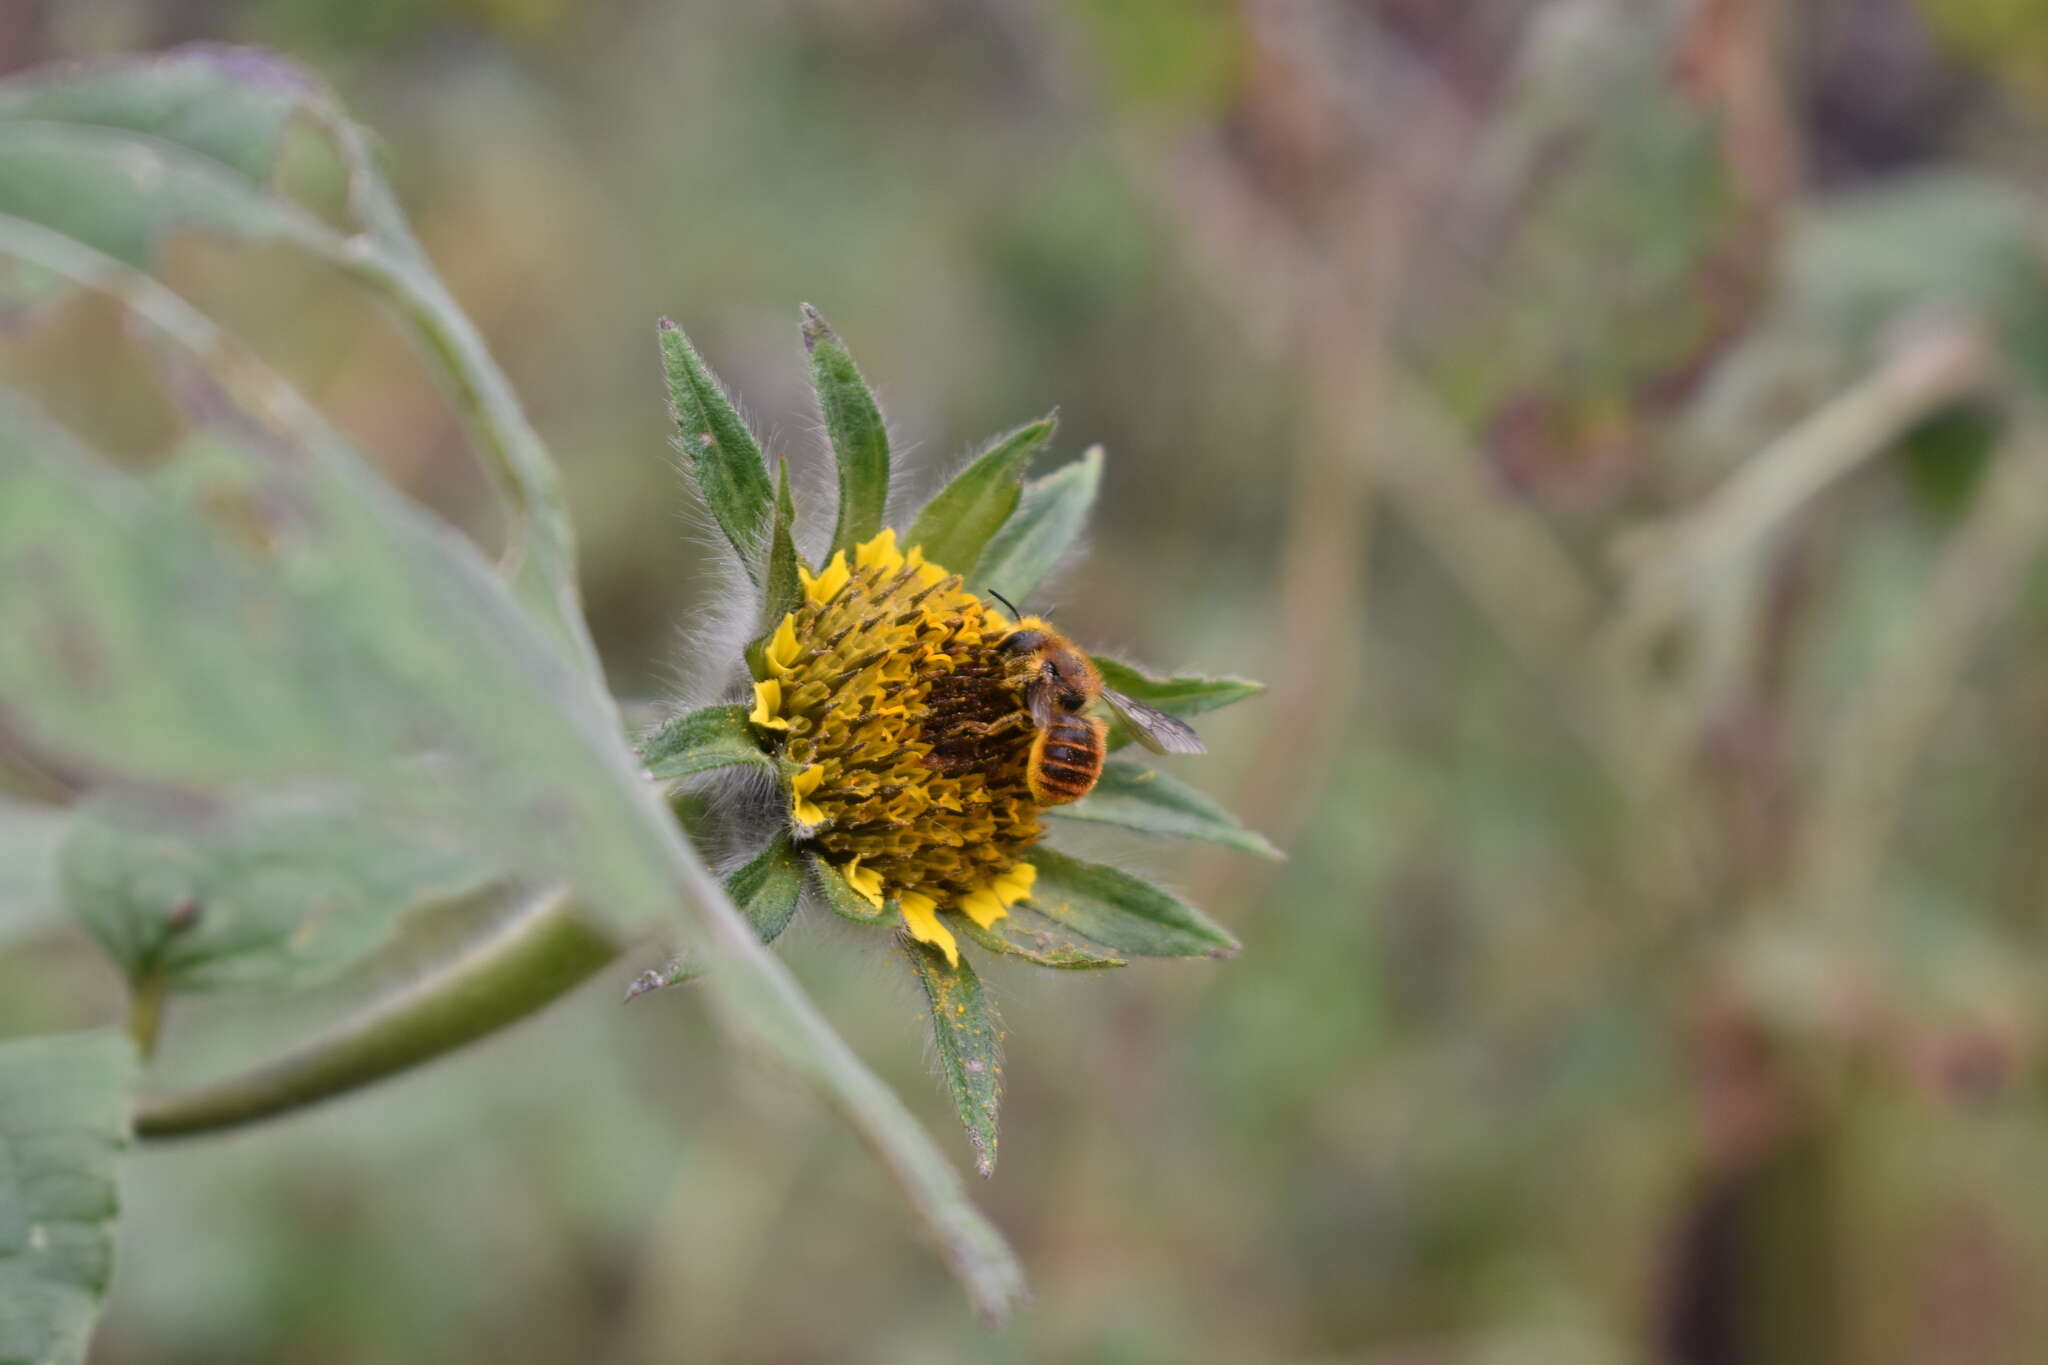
[135,888,617,1138]
[125,972,167,1060]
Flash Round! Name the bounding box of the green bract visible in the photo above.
[640,311,1269,1169]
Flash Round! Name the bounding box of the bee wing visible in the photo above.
[1026,683,1061,731]
[1100,688,1206,755]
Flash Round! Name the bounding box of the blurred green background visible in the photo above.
[14,0,2048,1360]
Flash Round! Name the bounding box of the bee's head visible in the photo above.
[1042,644,1097,712]
[1001,628,1048,656]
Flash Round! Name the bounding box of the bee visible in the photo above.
[989,594,1205,806]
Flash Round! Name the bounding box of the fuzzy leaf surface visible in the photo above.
[973,445,1101,604]
[810,856,890,924]
[958,902,1126,969]
[0,48,597,658]
[637,705,775,781]
[727,832,805,944]
[0,46,328,268]
[0,1030,136,1365]
[802,304,890,555]
[907,414,1057,576]
[1047,760,1280,858]
[1027,847,1239,959]
[658,318,775,579]
[760,459,804,633]
[0,121,332,269]
[903,937,1004,1177]
[59,796,487,993]
[0,796,68,945]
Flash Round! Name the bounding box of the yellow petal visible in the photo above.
[906,544,950,589]
[899,891,958,966]
[958,886,1007,930]
[843,855,885,908]
[790,764,827,826]
[994,862,1037,907]
[800,550,850,605]
[764,613,802,676]
[855,527,904,573]
[749,679,790,730]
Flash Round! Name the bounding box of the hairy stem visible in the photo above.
[136,888,616,1138]
[125,973,166,1060]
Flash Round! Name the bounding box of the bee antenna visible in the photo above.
[987,589,1021,618]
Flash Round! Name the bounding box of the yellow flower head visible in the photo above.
[646,309,1259,1181]
[752,530,1040,956]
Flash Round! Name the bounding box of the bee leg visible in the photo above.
[947,713,1032,741]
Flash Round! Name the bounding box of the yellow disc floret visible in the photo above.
[748,529,1042,964]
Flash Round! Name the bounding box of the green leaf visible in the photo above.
[0,795,68,944]
[59,796,487,993]
[1090,656,1263,751]
[0,121,334,271]
[1047,760,1280,858]
[637,704,775,781]
[658,317,776,579]
[0,230,1024,1319]
[973,445,1102,604]
[0,45,310,177]
[761,458,804,629]
[801,304,890,555]
[1027,847,1239,959]
[744,460,806,677]
[0,1030,136,1365]
[0,255,73,327]
[957,902,1126,970]
[726,832,805,944]
[0,45,600,670]
[810,855,890,924]
[1090,657,1264,715]
[906,414,1058,575]
[0,48,332,270]
[902,937,1003,1177]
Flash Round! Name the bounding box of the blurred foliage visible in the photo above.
[1922,0,2048,114]
[9,0,2048,1361]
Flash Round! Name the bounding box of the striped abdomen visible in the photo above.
[1027,715,1106,805]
